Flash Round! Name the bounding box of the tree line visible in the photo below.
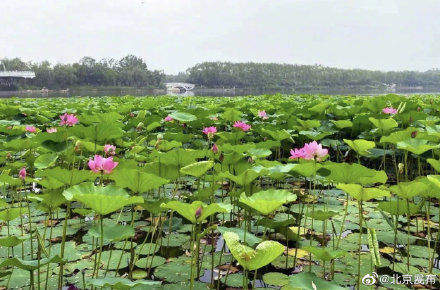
[2,57,440,91]
[0,55,164,90]
[185,62,440,89]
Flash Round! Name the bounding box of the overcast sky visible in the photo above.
[1,0,439,74]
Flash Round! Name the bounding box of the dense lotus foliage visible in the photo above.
[1,94,440,289]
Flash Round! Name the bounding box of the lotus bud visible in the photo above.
[211,143,219,154]
[136,122,144,131]
[19,167,26,180]
[195,207,202,219]
[411,131,417,138]
[417,107,421,112]
[129,112,135,118]
[74,140,82,152]
[398,163,404,174]
[6,152,12,160]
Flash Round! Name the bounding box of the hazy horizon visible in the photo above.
[1,0,439,74]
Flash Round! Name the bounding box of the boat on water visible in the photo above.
[165,83,195,92]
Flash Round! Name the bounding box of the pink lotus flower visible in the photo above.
[382,107,398,115]
[212,143,219,154]
[202,126,217,138]
[233,121,251,132]
[25,126,36,133]
[46,128,57,133]
[289,148,307,159]
[258,111,268,120]
[19,167,26,180]
[88,155,118,174]
[164,116,173,122]
[104,144,116,156]
[302,141,329,161]
[59,113,79,126]
[290,141,328,161]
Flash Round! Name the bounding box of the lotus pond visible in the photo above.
[1,94,440,289]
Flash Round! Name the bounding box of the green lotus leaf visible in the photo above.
[88,223,135,242]
[0,207,24,221]
[331,120,353,129]
[0,255,64,271]
[217,226,262,247]
[377,199,422,216]
[34,153,58,169]
[146,121,161,132]
[247,148,272,158]
[223,231,284,271]
[160,200,228,224]
[289,162,322,177]
[263,272,289,287]
[397,139,440,155]
[256,218,296,229]
[380,127,423,144]
[0,198,8,208]
[261,128,292,141]
[305,210,338,221]
[343,139,376,156]
[36,168,95,187]
[153,256,192,282]
[180,161,214,178]
[239,189,296,215]
[150,149,203,167]
[427,159,440,173]
[0,235,27,247]
[169,111,197,122]
[283,272,345,290]
[320,162,387,185]
[222,108,242,122]
[220,169,264,186]
[63,183,144,215]
[299,130,333,140]
[302,246,346,262]
[135,256,166,269]
[139,198,170,214]
[369,117,398,133]
[88,277,160,289]
[389,181,428,199]
[0,174,22,187]
[28,189,67,211]
[336,184,390,201]
[111,169,168,193]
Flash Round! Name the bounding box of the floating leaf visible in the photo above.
[88,277,160,289]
